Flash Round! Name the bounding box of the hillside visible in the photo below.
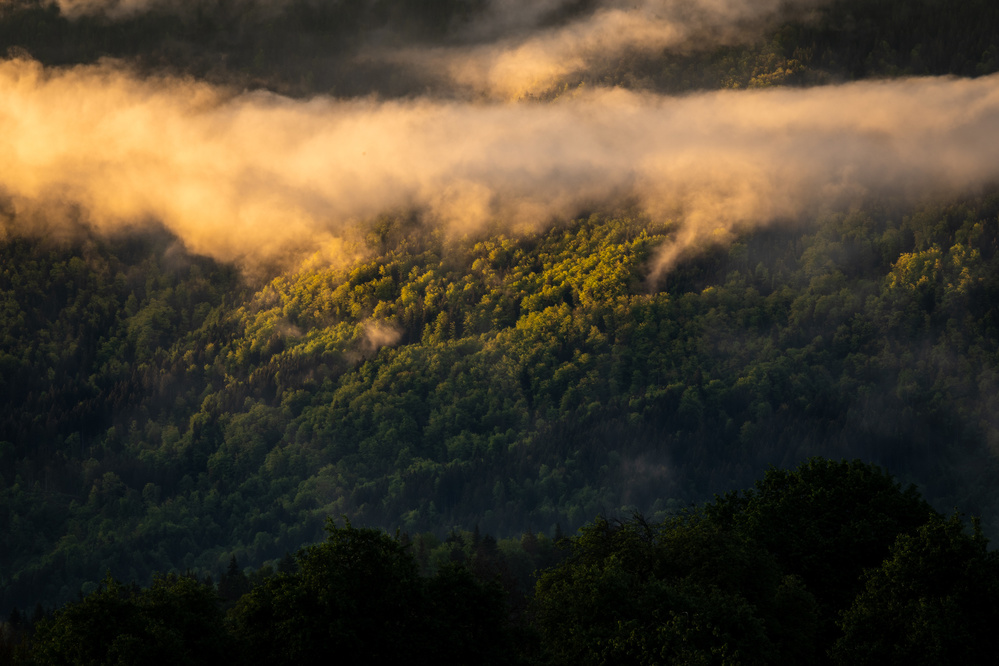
[3,0,999,615]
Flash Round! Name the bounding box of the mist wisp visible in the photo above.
[2,52,999,274]
[380,0,829,99]
[30,0,836,100]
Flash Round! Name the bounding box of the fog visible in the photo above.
[37,0,832,98]
[2,53,999,273]
[381,0,829,99]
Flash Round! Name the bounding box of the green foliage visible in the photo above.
[228,518,517,666]
[6,0,999,602]
[831,514,999,665]
[7,462,999,664]
[707,459,935,622]
[5,0,999,647]
[7,189,999,614]
[26,573,230,666]
[534,460,999,665]
[533,514,819,665]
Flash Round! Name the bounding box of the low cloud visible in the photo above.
[2,56,999,276]
[389,0,828,99]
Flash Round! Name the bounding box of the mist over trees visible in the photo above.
[1,0,997,97]
[2,0,999,660]
[5,190,999,616]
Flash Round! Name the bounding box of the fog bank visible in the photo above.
[2,57,999,273]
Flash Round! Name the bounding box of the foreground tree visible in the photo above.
[6,460,998,664]
[705,458,936,644]
[532,514,819,665]
[533,459,997,664]
[228,518,519,666]
[831,514,999,665]
[25,574,230,666]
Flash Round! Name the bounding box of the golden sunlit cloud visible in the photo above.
[2,56,999,275]
[389,0,829,100]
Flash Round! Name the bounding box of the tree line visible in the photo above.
[3,459,997,665]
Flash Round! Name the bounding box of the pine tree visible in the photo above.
[219,556,251,602]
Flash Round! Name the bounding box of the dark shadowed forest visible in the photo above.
[5,461,999,664]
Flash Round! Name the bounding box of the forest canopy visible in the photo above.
[2,0,999,636]
[6,460,998,665]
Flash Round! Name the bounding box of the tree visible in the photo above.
[217,556,250,603]
[26,573,230,666]
[706,458,936,642]
[228,518,518,666]
[831,514,999,666]
[532,514,819,665]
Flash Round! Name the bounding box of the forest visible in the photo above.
[5,460,999,664]
[3,0,999,661]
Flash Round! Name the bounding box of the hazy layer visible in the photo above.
[39,0,831,101]
[2,56,999,274]
[388,0,828,99]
